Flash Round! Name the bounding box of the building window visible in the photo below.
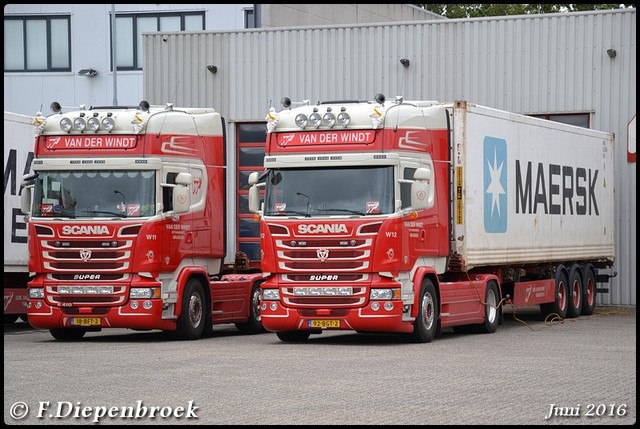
[244,8,255,29]
[4,16,71,72]
[112,12,204,71]
[530,113,590,129]
[236,123,267,263]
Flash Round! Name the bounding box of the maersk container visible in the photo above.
[451,101,615,270]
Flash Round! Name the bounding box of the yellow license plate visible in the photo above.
[309,319,341,329]
[71,317,101,327]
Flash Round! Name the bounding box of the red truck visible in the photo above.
[249,96,616,342]
[21,102,264,340]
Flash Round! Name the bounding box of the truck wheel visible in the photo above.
[580,266,597,315]
[4,314,19,324]
[541,267,568,319]
[235,282,266,333]
[175,279,206,340]
[276,331,311,342]
[50,328,86,341]
[566,264,583,318]
[411,278,438,343]
[479,281,500,333]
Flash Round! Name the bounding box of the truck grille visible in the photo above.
[41,239,133,272]
[275,238,372,271]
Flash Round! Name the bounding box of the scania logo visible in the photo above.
[316,248,329,262]
[61,225,110,235]
[79,249,92,262]
[298,224,348,234]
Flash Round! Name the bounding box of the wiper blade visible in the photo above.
[317,208,365,216]
[81,210,127,218]
[264,210,310,217]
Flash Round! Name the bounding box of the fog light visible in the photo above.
[130,300,139,309]
[143,300,152,309]
[27,302,32,309]
[371,302,380,311]
[384,302,394,311]
[35,301,42,309]
[261,303,267,311]
[270,302,278,311]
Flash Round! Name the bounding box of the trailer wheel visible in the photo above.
[566,264,583,318]
[50,328,86,341]
[411,278,438,343]
[175,279,206,340]
[235,282,266,333]
[580,266,597,315]
[541,266,568,319]
[479,281,500,333]
[276,331,311,342]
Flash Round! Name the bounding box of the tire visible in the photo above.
[566,264,583,318]
[175,279,207,340]
[452,281,500,335]
[235,282,266,333]
[50,328,86,341]
[4,314,19,324]
[411,278,438,343]
[478,281,500,333]
[540,266,568,319]
[276,331,311,342]
[580,265,597,315]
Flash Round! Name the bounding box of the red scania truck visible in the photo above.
[21,102,264,340]
[248,96,616,343]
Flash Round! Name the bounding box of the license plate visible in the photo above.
[309,319,341,329]
[71,317,101,327]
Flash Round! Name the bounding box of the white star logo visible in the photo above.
[486,148,505,219]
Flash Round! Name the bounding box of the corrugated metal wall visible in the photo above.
[144,9,636,305]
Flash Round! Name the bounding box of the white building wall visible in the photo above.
[144,9,636,305]
[3,4,252,116]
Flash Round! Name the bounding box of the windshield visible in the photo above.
[263,166,394,217]
[31,170,156,218]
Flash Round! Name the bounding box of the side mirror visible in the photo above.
[172,185,190,214]
[172,172,192,214]
[20,186,32,215]
[175,172,193,185]
[248,183,263,214]
[248,171,260,186]
[20,173,37,215]
[410,166,435,210]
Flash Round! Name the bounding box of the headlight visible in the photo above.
[370,288,399,300]
[262,289,280,300]
[87,116,100,131]
[295,113,308,128]
[309,113,322,129]
[322,112,336,128]
[130,288,159,299]
[60,117,72,132]
[29,288,45,299]
[102,117,115,132]
[337,112,351,127]
[73,117,87,131]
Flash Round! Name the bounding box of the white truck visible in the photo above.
[4,111,34,324]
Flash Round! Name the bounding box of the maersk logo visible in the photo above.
[484,137,507,233]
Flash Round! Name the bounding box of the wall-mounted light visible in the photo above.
[399,58,410,68]
[207,65,218,74]
[607,48,617,58]
[78,68,98,77]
